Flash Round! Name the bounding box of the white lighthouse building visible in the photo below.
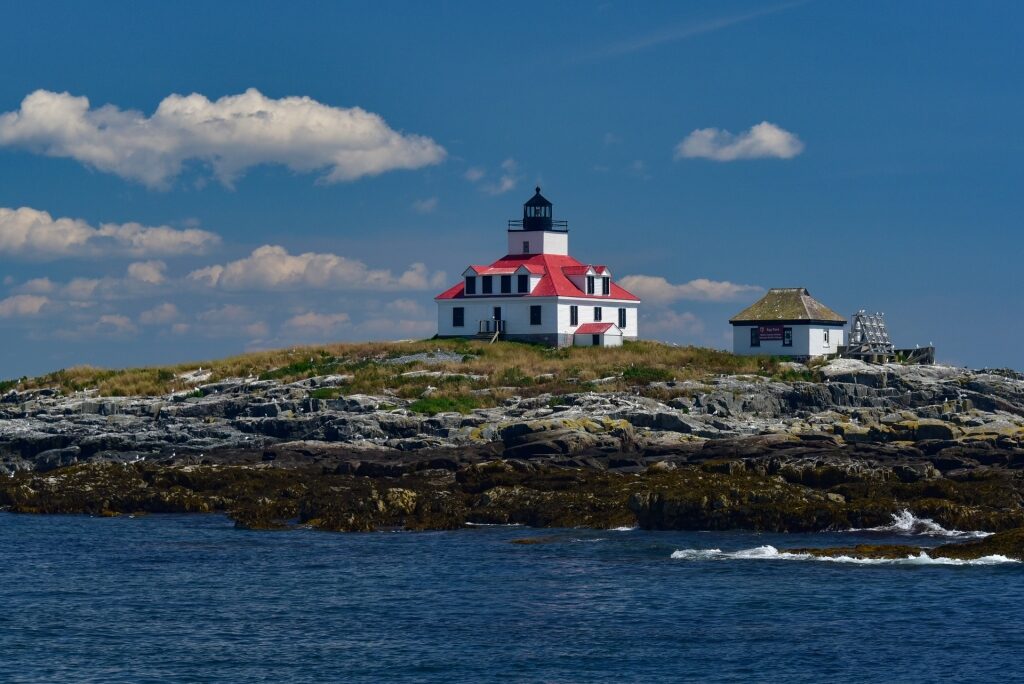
[435,188,640,347]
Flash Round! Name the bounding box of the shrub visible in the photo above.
[621,364,673,384]
[496,366,534,387]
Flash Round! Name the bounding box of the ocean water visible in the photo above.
[1,514,1022,683]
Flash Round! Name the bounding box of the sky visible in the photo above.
[0,0,1022,378]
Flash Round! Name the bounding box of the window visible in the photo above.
[530,305,542,326]
[750,327,760,348]
[586,276,595,295]
[518,274,529,293]
[592,334,600,346]
[594,306,602,322]
[783,327,793,347]
[500,275,512,294]
[602,277,610,296]
[522,241,530,254]
[618,308,627,329]
[482,276,493,294]
[464,277,476,295]
[452,307,465,328]
[570,305,578,326]
[823,329,831,346]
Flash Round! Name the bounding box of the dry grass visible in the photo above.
[5,339,794,399]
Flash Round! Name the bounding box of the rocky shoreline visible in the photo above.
[3,358,1024,559]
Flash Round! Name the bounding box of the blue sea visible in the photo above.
[1,514,1022,683]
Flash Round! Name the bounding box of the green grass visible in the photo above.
[407,395,482,415]
[8,338,808,398]
[621,364,674,384]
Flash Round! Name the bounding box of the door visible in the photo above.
[592,334,600,346]
[493,307,502,332]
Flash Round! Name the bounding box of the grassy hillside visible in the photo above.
[1,339,808,404]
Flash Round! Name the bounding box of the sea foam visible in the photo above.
[670,545,1018,566]
[852,509,992,538]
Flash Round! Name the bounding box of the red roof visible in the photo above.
[574,322,616,334]
[437,253,640,301]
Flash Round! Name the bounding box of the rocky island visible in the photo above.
[2,340,1023,561]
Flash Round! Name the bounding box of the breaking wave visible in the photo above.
[853,510,992,538]
[670,545,1018,566]
[609,526,638,532]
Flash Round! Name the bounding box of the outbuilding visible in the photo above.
[729,288,845,359]
[572,322,623,347]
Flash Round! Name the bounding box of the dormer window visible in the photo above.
[586,275,595,295]
[482,276,493,294]
[602,277,610,296]
[465,276,476,295]
[500,275,512,294]
[518,274,529,293]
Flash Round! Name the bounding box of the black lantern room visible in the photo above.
[522,186,553,231]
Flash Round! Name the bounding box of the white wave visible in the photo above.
[670,545,1019,566]
[852,509,992,538]
[609,525,638,532]
[463,522,522,527]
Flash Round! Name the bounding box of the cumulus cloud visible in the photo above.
[464,167,485,182]
[14,262,173,304]
[0,206,219,258]
[642,310,705,337]
[139,302,180,325]
[188,245,446,292]
[284,311,351,335]
[0,88,446,188]
[0,294,49,318]
[619,275,763,303]
[674,122,803,161]
[126,260,167,285]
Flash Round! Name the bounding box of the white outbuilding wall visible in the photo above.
[574,329,624,347]
[732,323,844,358]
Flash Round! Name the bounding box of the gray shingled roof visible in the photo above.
[729,288,846,324]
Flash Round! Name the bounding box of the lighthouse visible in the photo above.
[435,188,640,347]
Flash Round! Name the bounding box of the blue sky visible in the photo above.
[1,0,1021,378]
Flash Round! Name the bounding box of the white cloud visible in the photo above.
[487,158,520,195]
[464,167,485,183]
[14,262,172,304]
[642,310,705,337]
[412,197,438,214]
[0,206,219,258]
[0,294,49,318]
[0,88,446,188]
[139,302,180,325]
[619,275,763,303]
[188,245,446,292]
[387,298,426,316]
[674,122,804,161]
[126,260,167,285]
[284,311,351,335]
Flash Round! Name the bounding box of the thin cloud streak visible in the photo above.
[575,0,811,63]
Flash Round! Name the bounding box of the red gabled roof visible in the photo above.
[436,253,640,301]
[574,322,616,334]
